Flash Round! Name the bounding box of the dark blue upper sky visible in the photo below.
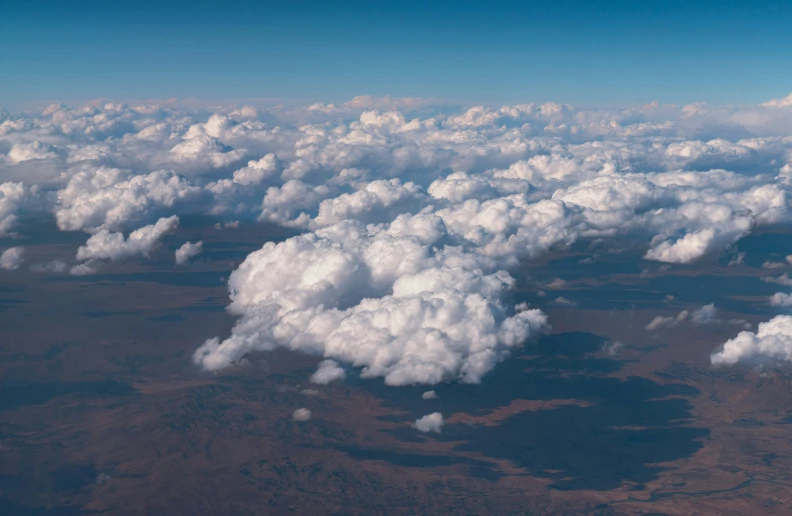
[2,0,791,107]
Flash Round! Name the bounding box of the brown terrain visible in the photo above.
[2,223,792,515]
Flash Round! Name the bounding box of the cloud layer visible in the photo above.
[3,95,792,379]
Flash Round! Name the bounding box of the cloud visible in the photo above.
[310,179,427,229]
[421,390,438,399]
[310,359,346,385]
[711,315,792,366]
[0,182,28,237]
[692,303,718,324]
[762,274,792,287]
[770,293,792,307]
[646,310,689,331]
[546,278,567,289]
[170,134,246,168]
[728,318,752,330]
[646,304,716,329]
[70,262,98,276]
[414,412,444,433]
[76,216,179,262]
[292,408,311,421]
[0,247,24,270]
[645,228,742,264]
[175,241,203,266]
[30,259,67,273]
[761,92,792,108]
[5,98,792,387]
[214,220,240,230]
[230,154,280,186]
[728,253,745,267]
[180,97,792,384]
[56,168,199,232]
[603,341,623,356]
[193,212,550,386]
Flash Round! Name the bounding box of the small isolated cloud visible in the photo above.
[664,295,675,303]
[728,253,745,267]
[515,302,531,312]
[30,259,67,273]
[70,262,98,276]
[603,341,623,356]
[711,315,792,366]
[76,216,179,263]
[414,412,444,433]
[96,472,111,485]
[762,274,792,287]
[692,303,718,324]
[770,293,792,307]
[310,359,346,384]
[646,310,689,330]
[175,240,203,266]
[546,278,567,289]
[0,247,24,270]
[762,260,788,269]
[300,388,320,396]
[552,296,576,306]
[292,408,311,421]
[422,390,438,399]
[728,318,752,330]
[214,220,240,230]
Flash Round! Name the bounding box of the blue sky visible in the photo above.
[2,0,791,108]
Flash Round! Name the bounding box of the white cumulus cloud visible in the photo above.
[76,216,179,262]
[771,292,792,307]
[692,304,718,324]
[0,247,24,270]
[175,240,203,266]
[712,315,792,366]
[421,390,438,399]
[646,310,689,331]
[310,359,346,384]
[414,412,444,433]
[292,408,312,421]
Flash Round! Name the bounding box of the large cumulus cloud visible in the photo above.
[712,316,792,366]
[192,212,550,385]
